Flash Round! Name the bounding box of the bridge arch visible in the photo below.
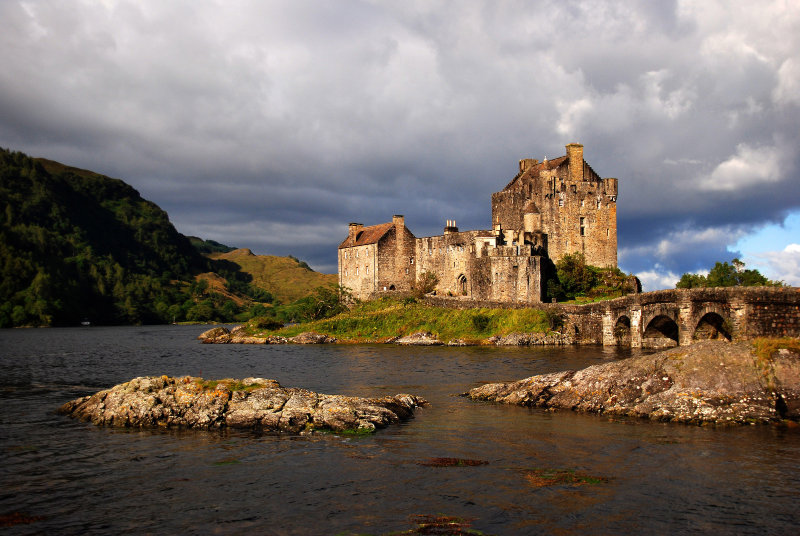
[613,315,631,345]
[643,314,679,348]
[693,311,732,341]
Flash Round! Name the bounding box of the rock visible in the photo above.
[197,326,230,343]
[395,331,443,346]
[289,332,336,344]
[464,340,800,425]
[59,376,428,433]
[490,332,573,346]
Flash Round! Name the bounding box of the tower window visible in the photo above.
[558,198,564,207]
[580,217,586,236]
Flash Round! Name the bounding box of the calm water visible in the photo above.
[1,325,799,535]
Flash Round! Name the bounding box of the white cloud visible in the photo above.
[700,143,784,191]
[773,58,800,106]
[750,244,800,286]
[636,265,682,292]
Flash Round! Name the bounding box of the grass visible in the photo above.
[244,297,555,342]
[752,337,800,363]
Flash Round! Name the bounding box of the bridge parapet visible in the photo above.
[597,286,799,348]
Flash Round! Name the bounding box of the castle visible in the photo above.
[338,143,618,303]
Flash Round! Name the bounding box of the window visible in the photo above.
[405,268,409,274]
[597,199,601,209]
[558,198,564,207]
[410,256,414,265]
[356,267,359,275]
[366,265,369,274]
[580,217,585,236]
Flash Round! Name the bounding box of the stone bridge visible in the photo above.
[561,287,800,348]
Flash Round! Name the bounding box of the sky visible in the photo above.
[1,0,799,289]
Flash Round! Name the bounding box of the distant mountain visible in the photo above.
[0,148,334,327]
[209,248,336,305]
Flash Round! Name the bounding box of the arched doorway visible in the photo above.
[693,312,732,341]
[457,274,468,295]
[643,315,679,348]
[614,315,631,345]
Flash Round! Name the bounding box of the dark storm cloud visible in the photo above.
[2,1,799,286]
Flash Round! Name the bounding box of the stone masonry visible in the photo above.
[339,143,618,303]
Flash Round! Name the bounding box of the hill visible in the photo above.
[0,148,334,327]
[209,248,337,304]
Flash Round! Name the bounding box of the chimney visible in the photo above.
[444,219,458,234]
[519,158,539,172]
[348,222,363,244]
[392,214,405,236]
[566,143,584,183]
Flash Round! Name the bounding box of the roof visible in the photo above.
[339,222,394,249]
[502,155,567,191]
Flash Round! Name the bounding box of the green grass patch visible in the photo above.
[242,297,554,342]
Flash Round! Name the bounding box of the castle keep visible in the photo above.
[338,143,618,303]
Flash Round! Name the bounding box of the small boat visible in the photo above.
[80,319,91,327]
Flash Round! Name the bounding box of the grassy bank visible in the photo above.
[245,297,557,343]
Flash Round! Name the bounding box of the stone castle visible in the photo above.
[338,143,618,303]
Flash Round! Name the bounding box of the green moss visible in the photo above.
[194,378,264,392]
[523,468,610,487]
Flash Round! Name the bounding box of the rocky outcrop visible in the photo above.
[488,332,573,346]
[197,327,332,345]
[289,332,336,344]
[464,341,800,425]
[59,376,427,433]
[395,331,444,346]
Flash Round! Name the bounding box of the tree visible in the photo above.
[413,271,439,298]
[676,258,781,289]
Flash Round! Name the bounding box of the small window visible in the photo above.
[356,267,359,275]
[558,198,564,207]
[597,199,601,209]
[405,268,409,274]
[580,217,585,236]
[366,265,369,274]
[410,257,414,265]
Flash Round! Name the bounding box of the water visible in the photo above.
[1,325,799,535]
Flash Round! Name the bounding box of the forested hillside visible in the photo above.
[0,149,279,326]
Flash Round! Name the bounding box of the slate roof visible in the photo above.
[339,222,395,249]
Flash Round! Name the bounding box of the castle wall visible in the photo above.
[338,243,378,298]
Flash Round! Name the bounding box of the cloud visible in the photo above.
[749,244,800,286]
[700,142,784,192]
[1,0,799,282]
